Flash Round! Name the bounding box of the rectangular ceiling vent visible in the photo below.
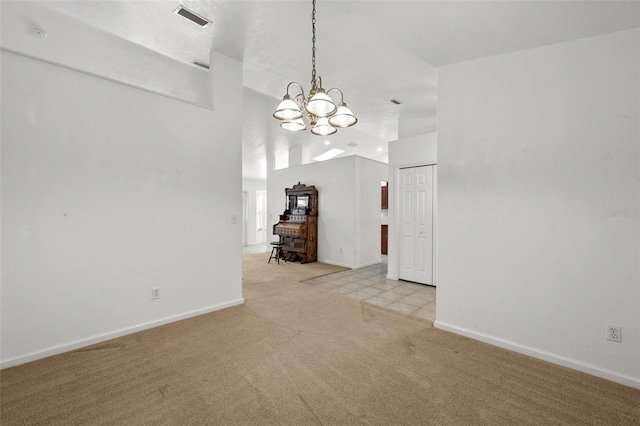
[347,143,359,147]
[174,5,211,28]
[390,99,401,105]
[192,60,210,70]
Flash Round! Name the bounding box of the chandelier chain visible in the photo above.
[311,0,316,86]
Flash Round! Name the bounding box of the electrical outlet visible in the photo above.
[606,324,622,343]
[152,288,160,300]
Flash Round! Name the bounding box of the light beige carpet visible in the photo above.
[1,253,639,425]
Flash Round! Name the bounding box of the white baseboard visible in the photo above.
[317,259,383,270]
[354,260,382,269]
[317,258,354,269]
[0,298,245,370]
[434,320,640,390]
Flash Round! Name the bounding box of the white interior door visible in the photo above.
[399,166,433,285]
[399,169,415,281]
[414,167,433,284]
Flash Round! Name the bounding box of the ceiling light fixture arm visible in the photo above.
[285,81,307,105]
[326,87,346,105]
[285,79,330,107]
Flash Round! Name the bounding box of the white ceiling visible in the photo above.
[2,1,639,180]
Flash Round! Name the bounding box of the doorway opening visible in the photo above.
[256,190,267,244]
[381,180,389,259]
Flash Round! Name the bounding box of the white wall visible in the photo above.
[0,50,244,367]
[1,2,211,107]
[436,29,639,388]
[387,132,438,280]
[242,179,267,245]
[398,115,437,139]
[267,156,387,268]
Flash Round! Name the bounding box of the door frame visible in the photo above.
[387,162,437,288]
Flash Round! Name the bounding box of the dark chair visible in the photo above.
[268,241,285,264]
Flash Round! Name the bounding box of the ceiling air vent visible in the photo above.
[174,5,211,28]
[192,60,210,70]
[390,99,401,105]
[348,143,359,147]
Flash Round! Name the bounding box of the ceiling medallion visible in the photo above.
[272,0,358,136]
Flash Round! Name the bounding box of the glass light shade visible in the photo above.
[311,117,337,136]
[328,105,357,128]
[273,98,303,120]
[281,118,306,131]
[306,92,337,117]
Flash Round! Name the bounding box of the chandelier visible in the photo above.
[272,0,358,136]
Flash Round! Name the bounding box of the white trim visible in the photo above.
[316,259,382,270]
[398,162,438,170]
[432,165,438,288]
[317,259,354,269]
[434,320,640,390]
[1,48,214,110]
[0,298,245,369]
[354,260,382,269]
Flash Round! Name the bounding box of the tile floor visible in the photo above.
[243,244,437,321]
[302,260,437,321]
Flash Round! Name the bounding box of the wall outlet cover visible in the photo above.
[606,324,622,343]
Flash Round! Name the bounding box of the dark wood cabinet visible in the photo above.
[381,225,388,255]
[381,184,388,209]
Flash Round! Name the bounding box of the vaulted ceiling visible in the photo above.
[2,1,638,180]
